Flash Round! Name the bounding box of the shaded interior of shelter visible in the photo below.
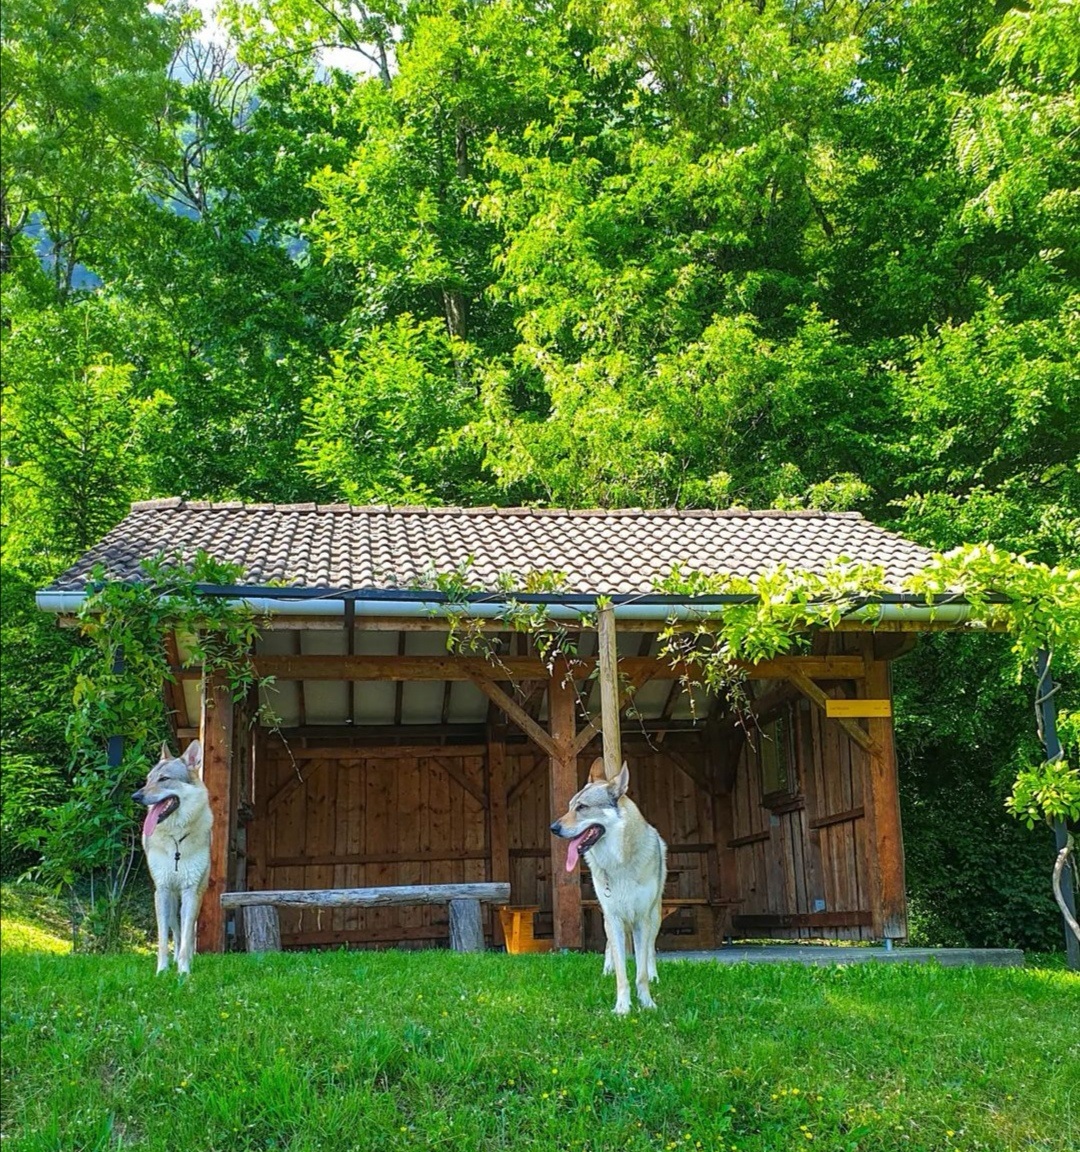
[173,626,890,953]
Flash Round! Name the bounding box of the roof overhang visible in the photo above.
[35,586,987,628]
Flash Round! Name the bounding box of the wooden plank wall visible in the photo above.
[242,664,887,950]
[727,692,873,941]
[246,737,717,951]
[506,743,715,950]
[249,744,490,949]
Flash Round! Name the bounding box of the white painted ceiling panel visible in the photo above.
[240,628,698,729]
[260,679,300,728]
[304,680,349,723]
[401,681,444,724]
[352,680,396,725]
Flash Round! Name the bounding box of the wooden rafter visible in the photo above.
[219,614,994,635]
[293,631,307,727]
[653,677,684,745]
[163,633,190,736]
[393,632,406,725]
[244,653,867,683]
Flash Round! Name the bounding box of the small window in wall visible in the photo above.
[760,714,795,799]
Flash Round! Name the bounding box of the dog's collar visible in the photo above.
[170,833,189,872]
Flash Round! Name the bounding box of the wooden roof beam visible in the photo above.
[245,653,867,682]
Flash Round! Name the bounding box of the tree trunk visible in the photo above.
[1053,837,1080,944]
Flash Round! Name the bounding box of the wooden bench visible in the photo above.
[220,883,511,953]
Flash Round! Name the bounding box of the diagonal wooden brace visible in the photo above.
[787,671,879,755]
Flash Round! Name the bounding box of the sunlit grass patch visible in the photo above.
[0,882,71,954]
[2,946,1077,1151]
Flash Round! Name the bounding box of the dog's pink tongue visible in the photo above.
[143,801,170,839]
[565,831,590,873]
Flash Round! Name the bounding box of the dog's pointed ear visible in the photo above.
[588,757,606,784]
[181,739,202,779]
[610,762,629,799]
[159,740,174,763]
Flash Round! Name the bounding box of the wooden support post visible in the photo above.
[449,899,485,952]
[487,731,510,946]
[548,670,582,949]
[597,603,622,780]
[708,722,743,941]
[861,650,907,941]
[197,672,234,954]
[243,905,281,952]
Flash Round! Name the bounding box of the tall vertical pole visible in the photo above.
[863,650,908,943]
[197,671,234,953]
[548,667,582,949]
[597,602,622,781]
[1035,649,1079,969]
[487,726,510,947]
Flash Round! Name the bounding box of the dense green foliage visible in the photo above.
[2,0,1077,946]
[18,555,266,947]
[3,914,1078,1151]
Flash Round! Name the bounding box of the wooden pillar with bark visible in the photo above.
[548,667,582,949]
[487,727,510,946]
[597,603,622,780]
[196,671,234,953]
[861,646,908,940]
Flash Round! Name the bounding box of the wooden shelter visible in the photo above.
[39,500,962,955]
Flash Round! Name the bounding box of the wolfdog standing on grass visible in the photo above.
[131,741,212,975]
[551,758,667,1014]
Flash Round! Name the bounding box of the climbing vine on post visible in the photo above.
[653,559,894,726]
[31,552,268,950]
[424,544,1079,952]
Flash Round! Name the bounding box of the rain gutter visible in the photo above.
[36,587,989,625]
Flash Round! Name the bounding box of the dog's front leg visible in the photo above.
[631,920,657,1009]
[154,888,175,974]
[603,928,633,976]
[176,888,202,975]
[603,914,632,1015]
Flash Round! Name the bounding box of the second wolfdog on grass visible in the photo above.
[131,741,212,975]
[551,759,667,1014]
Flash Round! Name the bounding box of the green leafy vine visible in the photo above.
[31,552,271,949]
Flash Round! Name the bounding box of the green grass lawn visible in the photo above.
[2,894,1077,1152]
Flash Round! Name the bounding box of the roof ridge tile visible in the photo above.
[130,497,183,511]
[127,498,866,522]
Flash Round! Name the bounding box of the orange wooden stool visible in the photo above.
[498,905,553,954]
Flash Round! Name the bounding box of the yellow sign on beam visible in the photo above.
[826,699,892,719]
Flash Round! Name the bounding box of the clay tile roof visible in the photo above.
[45,500,933,594]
